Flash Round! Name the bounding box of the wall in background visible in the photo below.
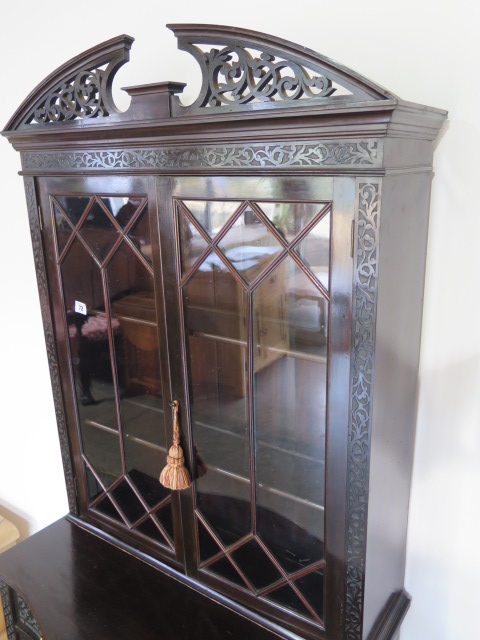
[0,2,478,639]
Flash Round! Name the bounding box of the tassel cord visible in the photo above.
[159,400,192,490]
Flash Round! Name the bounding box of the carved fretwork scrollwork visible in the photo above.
[168,24,392,115]
[33,67,109,123]
[200,45,336,107]
[5,35,133,129]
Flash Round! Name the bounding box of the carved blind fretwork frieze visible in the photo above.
[24,178,77,514]
[21,140,380,172]
[345,180,381,639]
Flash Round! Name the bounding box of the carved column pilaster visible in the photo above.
[345,180,381,639]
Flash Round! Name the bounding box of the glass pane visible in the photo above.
[265,585,312,619]
[182,200,241,237]
[206,557,247,588]
[178,209,209,275]
[184,257,249,460]
[85,466,103,503]
[107,241,166,507]
[256,496,324,574]
[111,479,146,524]
[55,196,91,226]
[256,202,322,244]
[53,203,73,255]
[128,468,170,508]
[153,504,174,542]
[128,207,153,265]
[79,201,121,263]
[294,568,324,619]
[231,538,281,589]
[96,495,124,523]
[294,211,330,291]
[136,516,170,546]
[101,197,144,227]
[61,238,122,487]
[218,207,283,284]
[253,257,327,572]
[184,256,251,545]
[196,472,251,546]
[198,518,222,562]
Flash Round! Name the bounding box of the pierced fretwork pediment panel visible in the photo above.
[4,34,133,130]
[167,23,396,114]
[3,24,399,134]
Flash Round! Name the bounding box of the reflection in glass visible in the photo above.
[85,466,103,503]
[256,202,322,244]
[178,209,209,275]
[96,495,124,523]
[53,203,73,255]
[154,504,174,542]
[231,538,281,589]
[78,201,121,263]
[56,193,169,528]
[61,238,122,488]
[196,472,251,546]
[111,479,146,524]
[294,211,330,291]
[55,196,90,226]
[265,585,312,619]
[107,241,166,508]
[218,207,283,283]
[182,200,241,237]
[136,508,173,546]
[184,256,251,544]
[179,198,330,623]
[295,569,324,619]
[207,556,246,588]
[198,518,222,562]
[253,257,327,572]
[101,197,144,227]
[128,207,153,265]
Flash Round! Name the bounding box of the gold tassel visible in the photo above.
[159,400,192,490]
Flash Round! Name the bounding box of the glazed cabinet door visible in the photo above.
[158,176,355,640]
[37,176,182,568]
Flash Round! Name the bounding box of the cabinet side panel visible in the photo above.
[363,171,432,637]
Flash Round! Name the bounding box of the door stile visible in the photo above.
[324,176,356,639]
[37,177,90,516]
[155,176,198,576]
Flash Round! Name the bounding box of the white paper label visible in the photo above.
[74,300,87,315]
